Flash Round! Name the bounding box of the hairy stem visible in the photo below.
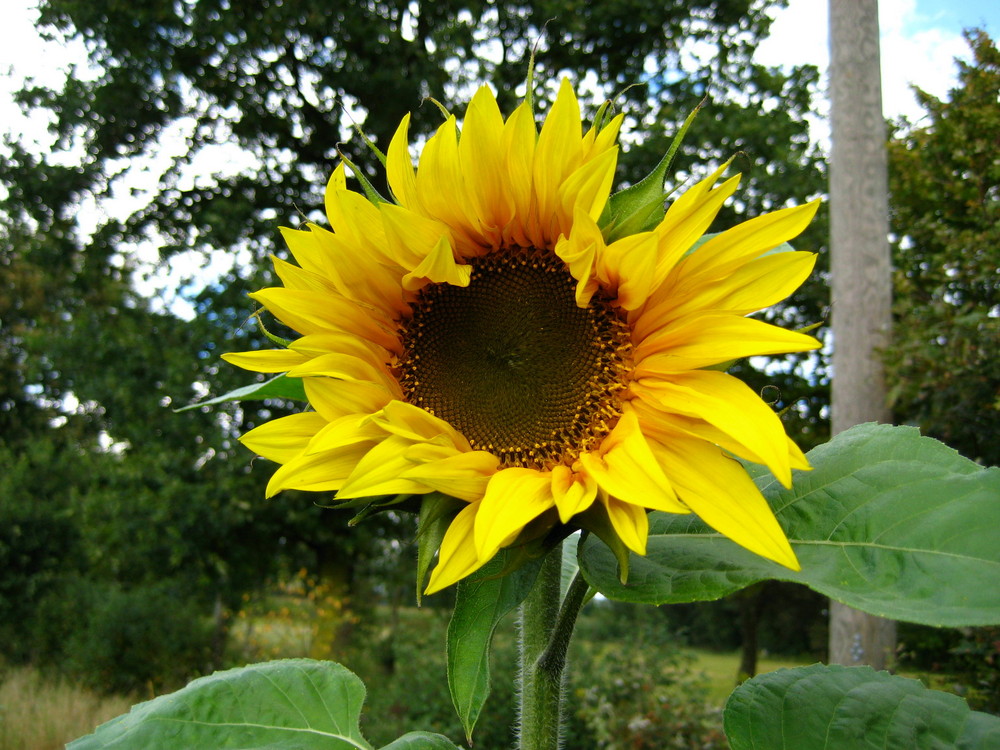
[516,546,591,750]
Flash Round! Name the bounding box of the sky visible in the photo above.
[0,0,996,310]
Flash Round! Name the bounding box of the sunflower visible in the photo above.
[224,79,820,594]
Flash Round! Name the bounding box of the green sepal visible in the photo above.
[574,502,632,583]
[252,308,293,348]
[425,96,452,122]
[337,149,390,205]
[415,492,466,604]
[591,98,615,134]
[346,116,387,166]
[602,100,703,242]
[174,373,307,412]
[345,495,415,524]
[315,493,418,512]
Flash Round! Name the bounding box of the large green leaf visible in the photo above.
[379,733,463,749]
[579,423,1000,626]
[724,664,1000,750]
[447,551,542,743]
[68,659,461,750]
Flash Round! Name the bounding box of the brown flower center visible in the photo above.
[397,249,632,470]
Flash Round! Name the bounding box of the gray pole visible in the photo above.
[827,0,896,669]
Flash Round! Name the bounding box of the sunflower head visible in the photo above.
[224,79,821,594]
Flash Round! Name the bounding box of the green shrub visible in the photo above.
[67,581,213,695]
[568,649,727,749]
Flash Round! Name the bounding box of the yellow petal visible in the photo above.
[386,113,419,208]
[401,235,472,291]
[598,230,661,311]
[290,332,388,363]
[303,378,393,422]
[602,496,649,555]
[682,199,821,284]
[280,225,336,280]
[286,352,401,397]
[239,411,328,463]
[555,146,618,235]
[554,208,602,307]
[502,102,538,248]
[633,312,820,373]
[265,441,374,498]
[221,348,309,373]
[636,251,818,339]
[459,85,513,243]
[534,78,583,241]
[248,287,399,352]
[648,433,799,570]
[550,465,597,523]
[689,251,818,316]
[270,251,338,295]
[636,370,793,487]
[425,501,487,594]
[416,116,480,246]
[370,399,472,450]
[304,413,386,455]
[473,468,556,560]
[401,449,500,502]
[577,411,687,513]
[655,163,740,269]
[336,435,439,498]
[307,224,411,317]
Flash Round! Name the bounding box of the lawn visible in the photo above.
[690,649,816,705]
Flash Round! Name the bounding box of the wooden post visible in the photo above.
[827,0,897,670]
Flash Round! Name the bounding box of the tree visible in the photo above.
[0,0,832,681]
[884,29,1000,467]
[826,0,896,670]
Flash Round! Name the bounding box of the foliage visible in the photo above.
[885,29,1000,465]
[67,659,464,750]
[570,646,727,749]
[568,603,728,749]
[66,581,215,696]
[0,438,89,663]
[579,423,1000,626]
[897,624,1000,715]
[724,664,1000,749]
[0,0,830,692]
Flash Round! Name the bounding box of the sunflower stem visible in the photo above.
[516,546,590,750]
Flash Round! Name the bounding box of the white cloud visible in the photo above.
[756,0,971,125]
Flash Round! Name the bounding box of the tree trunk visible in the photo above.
[737,583,766,682]
[827,0,897,670]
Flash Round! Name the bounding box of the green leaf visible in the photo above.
[724,664,1000,750]
[378,733,463,749]
[175,374,307,412]
[68,659,374,749]
[579,423,1000,626]
[447,551,543,743]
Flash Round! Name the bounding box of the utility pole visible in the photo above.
[827,0,897,670]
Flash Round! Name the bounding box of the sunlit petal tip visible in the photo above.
[425,502,489,594]
[473,469,555,559]
[603,496,649,555]
[327,161,347,193]
[551,465,598,523]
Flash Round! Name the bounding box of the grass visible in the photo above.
[0,666,132,750]
[690,649,816,705]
